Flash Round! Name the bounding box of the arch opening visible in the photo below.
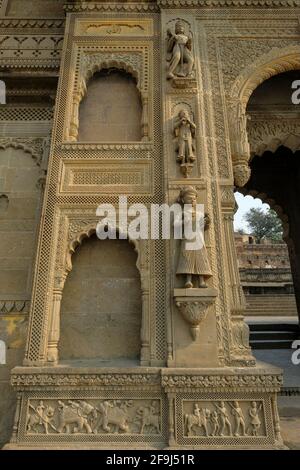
[59,234,143,366]
[78,68,143,142]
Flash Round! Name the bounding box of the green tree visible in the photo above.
[244,207,283,243]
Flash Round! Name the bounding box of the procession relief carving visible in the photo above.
[183,400,265,438]
[166,19,196,89]
[26,399,161,436]
[66,45,151,143]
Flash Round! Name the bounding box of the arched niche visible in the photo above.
[77,68,143,142]
[0,145,42,298]
[59,234,143,365]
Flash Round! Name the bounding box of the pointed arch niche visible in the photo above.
[59,233,143,366]
[78,68,143,142]
[66,48,151,143]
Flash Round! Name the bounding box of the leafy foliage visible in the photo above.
[244,208,283,243]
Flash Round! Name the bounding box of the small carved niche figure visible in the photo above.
[248,401,262,436]
[176,186,212,289]
[166,21,194,80]
[174,109,196,177]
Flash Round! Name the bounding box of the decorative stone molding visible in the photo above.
[60,143,153,151]
[0,35,63,69]
[59,159,153,195]
[66,44,151,143]
[64,2,159,13]
[162,372,283,392]
[11,372,161,388]
[248,116,300,157]
[0,19,65,30]
[0,300,30,314]
[0,107,54,121]
[74,19,153,37]
[158,0,300,6]
[174,288,218,340]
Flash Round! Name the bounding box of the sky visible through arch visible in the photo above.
[234,193,270,233]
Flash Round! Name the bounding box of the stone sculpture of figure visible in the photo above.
[174,110,196,165]
[36,400,45,425]
[248,401,262,436]
[210,410,220,437]
[214,401,232,437]
[166,20,194,79]
[229,401,246,437]
[176,186,212,289]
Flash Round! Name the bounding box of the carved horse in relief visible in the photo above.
[184,407,211,437]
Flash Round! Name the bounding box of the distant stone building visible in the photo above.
[235,233,298,317]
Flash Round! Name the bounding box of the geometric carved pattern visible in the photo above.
[59,160,153,194]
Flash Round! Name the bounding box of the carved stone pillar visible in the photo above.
[68,90,82,142]
[228,100,251,187]
[141,93,149,142]
[47,275,66,364]
[221,188,255,366]
[140,281,151,365]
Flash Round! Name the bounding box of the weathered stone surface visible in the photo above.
[0,0,299,450]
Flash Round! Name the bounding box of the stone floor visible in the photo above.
[253,349,300,450]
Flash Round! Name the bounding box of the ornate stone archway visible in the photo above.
[227,45,300,187]
[66,49,151,143]
[46,219,151,366]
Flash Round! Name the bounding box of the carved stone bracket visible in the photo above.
[174,288,218,340]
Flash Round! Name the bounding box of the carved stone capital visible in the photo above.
[174,288,218,340]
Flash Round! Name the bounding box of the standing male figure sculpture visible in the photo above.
[176,186,212,289]
[167,21,194,79]
[174,109,196,166]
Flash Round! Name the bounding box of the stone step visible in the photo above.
[249,322,300,349]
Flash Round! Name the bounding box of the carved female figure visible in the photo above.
[174,110,196,165]
[176,186,212,289]
[166,21,194,79]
